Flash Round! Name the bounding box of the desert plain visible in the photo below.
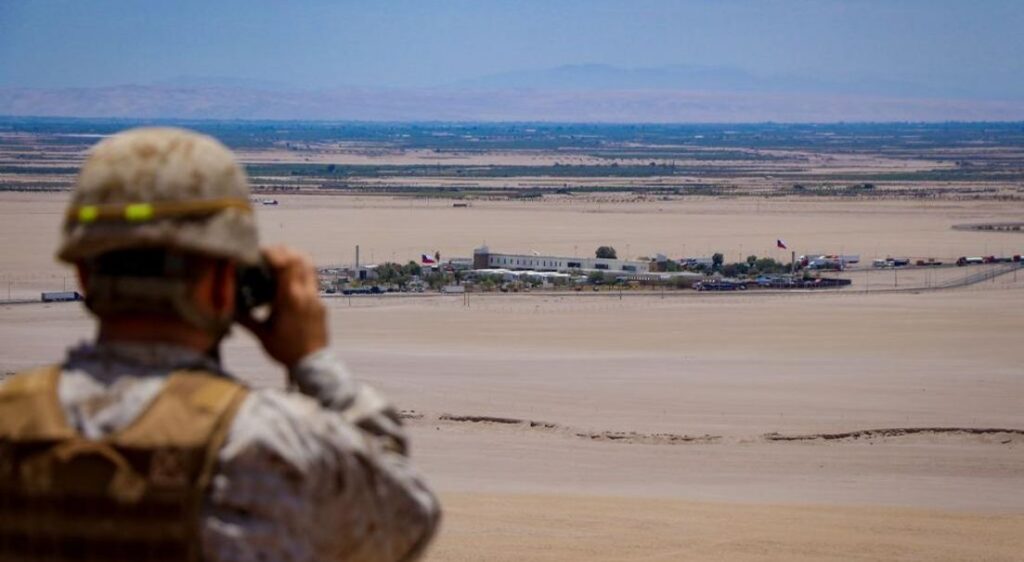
[1,189,1022,561]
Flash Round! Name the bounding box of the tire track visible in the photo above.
[402,411,1022,447]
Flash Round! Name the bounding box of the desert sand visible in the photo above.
[1,192,1022,560]
[2,192,1023,287]
[432,494,1024,562]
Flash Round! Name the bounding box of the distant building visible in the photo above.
[446,257,474,271]
[680,257,714,268]
[355,265,379,281]
[650,253,671,272]
[801,254,860,270]
[472,246,650,274]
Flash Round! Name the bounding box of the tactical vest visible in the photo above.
[0,366,248,562]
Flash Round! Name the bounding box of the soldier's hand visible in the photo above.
[240,245,328,370]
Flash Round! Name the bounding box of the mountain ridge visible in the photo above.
[2,80,1022,123]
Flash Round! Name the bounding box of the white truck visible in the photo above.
[41,291,83,302]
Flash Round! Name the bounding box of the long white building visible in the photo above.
[472,246,650,273]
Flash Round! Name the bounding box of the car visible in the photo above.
[799,277,853,289]
[341,286,383,295]
[694,279,748,291]
[770,278,799,289]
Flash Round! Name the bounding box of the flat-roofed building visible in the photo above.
[472,246,650,273]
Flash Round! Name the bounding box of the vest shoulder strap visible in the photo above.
[0,364,75,441]
[115,370,248,450]
[115,370,248,490]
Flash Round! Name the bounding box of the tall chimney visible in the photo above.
[355,245,360,269]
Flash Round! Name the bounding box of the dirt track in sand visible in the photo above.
[411,411,1024,446]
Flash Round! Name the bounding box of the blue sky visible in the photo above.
[1,0,1022,98]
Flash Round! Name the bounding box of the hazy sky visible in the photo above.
[2,0,1022,98]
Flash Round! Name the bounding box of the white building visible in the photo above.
[472,246,649,273]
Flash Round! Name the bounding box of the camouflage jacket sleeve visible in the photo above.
[201,350,441,562]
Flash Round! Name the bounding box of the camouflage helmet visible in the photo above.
[57,127,259,265]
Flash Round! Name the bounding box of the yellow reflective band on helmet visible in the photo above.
[124,203,154,222]
[77,206,100,223]
[65,197,252,225]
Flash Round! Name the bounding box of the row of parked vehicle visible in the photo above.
[693,276,853,291]
[338,286,385,295]
[955,255,1022,266]
[872,255,1022,268]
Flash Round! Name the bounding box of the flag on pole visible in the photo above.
[421,253,437,265]
[777,239,788,250]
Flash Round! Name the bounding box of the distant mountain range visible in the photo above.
[452,64,947,99]
[1,65,1021,122]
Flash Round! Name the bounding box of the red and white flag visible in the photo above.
[421,253,437,265]
[776,239,788,250]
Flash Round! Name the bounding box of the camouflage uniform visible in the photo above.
[0,128,440,561]
[51,341,439,561]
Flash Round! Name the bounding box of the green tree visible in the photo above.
[712,253,724,271]
[596,246,618,259]
[401,261,422,277]
[424,271,448,290]
[375,262,400,284]
[722,262,749,277]
[754,257,787,274]
[375,262,414,289]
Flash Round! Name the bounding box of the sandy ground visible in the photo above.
[0,133,957,172]
[2,286,1022,559]
[1,192,1023,286]
[1,192,1023,559]
[432,494,1024,562]
[235,146,952,172]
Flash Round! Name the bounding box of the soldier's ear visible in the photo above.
[75,264,90,295]
[211,260,236,316]
[191,258,235,318]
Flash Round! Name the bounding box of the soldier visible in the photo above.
[0,128,440,561]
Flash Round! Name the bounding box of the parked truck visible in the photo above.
[41,291,83,302]
[956,257,985,266]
